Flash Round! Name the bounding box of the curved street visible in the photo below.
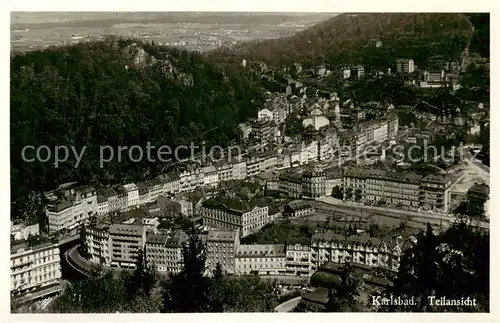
[64,245,92,278]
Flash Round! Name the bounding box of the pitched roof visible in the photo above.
[207,230,238,242]
[285,200,313,212]
[236,244,286,257]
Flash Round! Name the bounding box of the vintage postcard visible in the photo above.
[8,5,492,319]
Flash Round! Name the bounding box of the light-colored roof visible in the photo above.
[109,224,144,237]
[122,183,138,191]
[207,230,238,242]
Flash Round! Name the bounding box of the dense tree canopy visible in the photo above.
[11,37,264,220]
[208,13,473,70]
[384,221,489,312]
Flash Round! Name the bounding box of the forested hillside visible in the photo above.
[466,13,490,57]
[208,13,474,69]
[10,37,263,219]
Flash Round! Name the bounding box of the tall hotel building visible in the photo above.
[206,229,240,275]
[342,168,452,212]
[11,239,62,301]
[109,224,146,268]
[45,186,98,232]
[201,197,270,237]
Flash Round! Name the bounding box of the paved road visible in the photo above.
[59,234,79,245]
[64,245,92,278]
[274,296,302,312]
[316,197,489,229]
[470,158,490,174]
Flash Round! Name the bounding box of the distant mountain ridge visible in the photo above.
[208,13,474,69]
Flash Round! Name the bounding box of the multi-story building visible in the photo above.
[302,115,330,131]
[11,239,62,300]
[114,186,128,212]
[102,187,120,214]
[136,182,148,206]
[386,112,399,140]
[206,229,240,275]
[45,186,98,232]
[157,195,193,217]
[159,173,181,195]
[232,160,247,180]
[311,231,409,272]
[235,244,286,276]
[122,183,139,211]
[302,165,326,199]
[239,122,253,141]
[279,171,303,198]
[96,195,109,216]
[259,93,288,124]
[283,200,314,218]
[109,224,146,268]
[277,152,292,169]
[201,196,270,237]
[348,114,399,157]
[301,140,320,162]
[396,58,415,73]
[325,168,342,196]
[257,107,274,120]
[11,222,40,241]
[354,119,387,147]
[419,174,453,213]
[246,155,262,177]
[260,151,278,172]
[147,178,165,202]
[251,119,278,144]
[179,168,204,193]
[285,244,312,276]
[343,168,452,212]
[145,231,188,274]
[216,162,233,182]
[203,165,220,187]
[264,175,279,193]
[86,223,111,266]
[466,183,489,217]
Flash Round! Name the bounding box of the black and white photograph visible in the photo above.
[9,8,491,315]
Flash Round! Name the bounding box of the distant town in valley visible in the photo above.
[11,12,335,52]
[10,12,490,314]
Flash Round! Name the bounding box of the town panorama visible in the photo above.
[10,12,490,313]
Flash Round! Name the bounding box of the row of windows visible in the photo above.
[13,262,59,275]
[237,257,284,263]
[364,191,419,200]
[12,270,60,287]
[146,249,179,255]
[148,255,180,261]
[12,252,59,266]
[236,264,284,269]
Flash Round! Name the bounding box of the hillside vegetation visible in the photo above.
[10,37,263,220]
[208,13,474,69]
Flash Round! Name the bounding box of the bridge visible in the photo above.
[59,234,79,245]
